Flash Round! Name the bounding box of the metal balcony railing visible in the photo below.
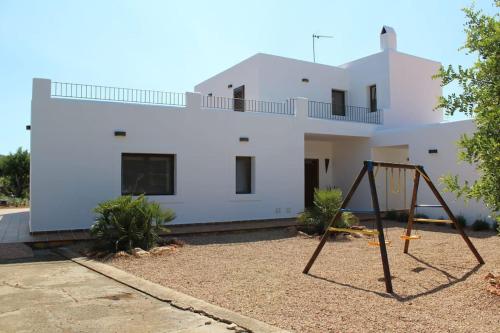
[202,95,295,115]
[308,101,383,124]
[51,81,185,106]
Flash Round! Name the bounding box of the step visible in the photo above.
[415,204,443,208]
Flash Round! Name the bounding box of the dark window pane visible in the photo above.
[331,90,346,116]
[122,154,174,195]
[236,156,252,194]
[233,85,245,112]
[370,85,377,112]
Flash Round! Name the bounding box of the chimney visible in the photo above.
[380,26,397,51]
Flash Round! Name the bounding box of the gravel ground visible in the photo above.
[110,222,500,333]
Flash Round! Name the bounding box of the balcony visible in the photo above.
[49,81,383,125]
[308,101,383,124]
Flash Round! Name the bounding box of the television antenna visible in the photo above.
[312,34,333,63]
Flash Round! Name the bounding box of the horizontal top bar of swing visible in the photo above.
[415,204,443,208]
[339,209,375,214]
[365,161,422,170]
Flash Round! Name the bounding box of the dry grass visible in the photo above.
[110,222,500,333]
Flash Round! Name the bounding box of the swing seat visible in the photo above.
[414,218,452,224]
[400,234,421,240]
[367,240,392,247]
[328,227,379,236]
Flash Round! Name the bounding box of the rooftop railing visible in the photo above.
[49,81,383,125]
[51,81,185,106]
[202,95,295,115]
[308,101,383,124]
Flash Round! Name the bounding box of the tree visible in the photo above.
[0,148,30,198]
[435,2,499,229]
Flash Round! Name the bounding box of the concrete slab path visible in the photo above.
[0,250,232,332]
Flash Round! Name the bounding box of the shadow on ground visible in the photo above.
[307,252,482,302]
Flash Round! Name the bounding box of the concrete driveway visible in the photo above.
[0,250,231,333]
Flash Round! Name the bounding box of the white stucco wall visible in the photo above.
[371,120,491,224]
[387,51,443,126]
[194,54,261,100]
[30,80,380,232]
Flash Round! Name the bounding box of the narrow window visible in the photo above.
[369,85,377,112]
[233,85,245,112]
[331,89,346,116]
[121,153,174,195]
[236,156,252,194]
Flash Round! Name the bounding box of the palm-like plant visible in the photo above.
[91,195,175,252]
[298,188,351,234]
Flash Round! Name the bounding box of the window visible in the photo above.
[369,85,377,112]
[236,156,252,194]
[121,153,174,195]
[331,89,346,116]
[233,85,245,112]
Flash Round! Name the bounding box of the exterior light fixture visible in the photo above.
[227,84,233,89]
[428,149,438,154]
[302,78,309,83]
[26,125,31,130]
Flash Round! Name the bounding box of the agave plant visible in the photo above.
[91,195,175,252]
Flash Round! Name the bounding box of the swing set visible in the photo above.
[303,160,485,294]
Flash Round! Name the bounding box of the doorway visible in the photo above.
[304,159,319,208]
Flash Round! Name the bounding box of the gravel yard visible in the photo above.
[110,223,500,333]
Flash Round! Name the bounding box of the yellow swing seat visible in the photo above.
[367,240,392,247]
[328,227,379,236]
[400,234,421,241]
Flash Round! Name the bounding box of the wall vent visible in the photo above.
[114,131,126,137]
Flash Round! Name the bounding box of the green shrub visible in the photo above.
[385,210,398,220]
[90,195,175,252]
[493,218,499,235]
[298,188,344,234]
[341,212,359,226]
[451,215,467,229]
[471,219,490,231]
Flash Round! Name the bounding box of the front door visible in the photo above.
[304,159,319,208]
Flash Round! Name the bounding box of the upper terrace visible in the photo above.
[49,81,383,125]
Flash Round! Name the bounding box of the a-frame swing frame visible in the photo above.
[303,160,484,294]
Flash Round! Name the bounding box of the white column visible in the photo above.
[186,91,202,109]
[32,78,51,101]
[294,97,309,121]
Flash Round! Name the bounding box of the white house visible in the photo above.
[29,26,490,232]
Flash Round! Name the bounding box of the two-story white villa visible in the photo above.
[29,26,490,232]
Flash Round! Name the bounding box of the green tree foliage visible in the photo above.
[435,2,499,229]
[0,148,30,198]
[91,195,175,252]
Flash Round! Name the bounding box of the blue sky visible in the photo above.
[0,0,496,155]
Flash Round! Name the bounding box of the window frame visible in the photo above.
[369,84,377,112]
[235,156,253,194]
[121,153,175,196]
